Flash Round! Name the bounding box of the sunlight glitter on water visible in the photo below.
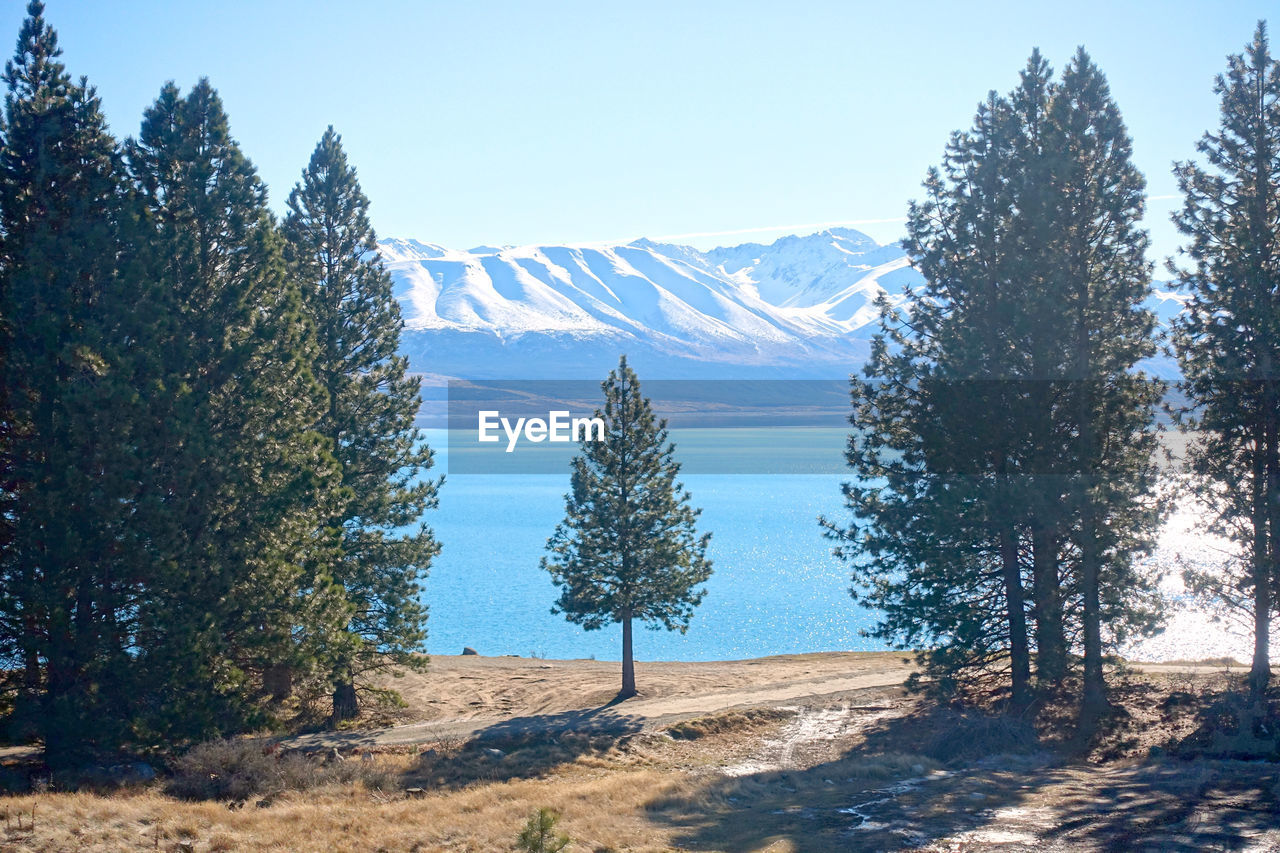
[1121,501,1274,664]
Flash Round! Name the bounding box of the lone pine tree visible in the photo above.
[543,356,711,699]
[283,127,439,721]
[516,808,571,853]
[1172,22,1280,700]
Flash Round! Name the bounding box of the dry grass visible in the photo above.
[353,651,912,727]
[10,746,1274,853]
[0,706,794,852]
[0,749,950,853]
[916,710,1040,764]
[1141,656,1246,668]
[405,731,630,789]
[0,758,706,852]
[166,739,400,802]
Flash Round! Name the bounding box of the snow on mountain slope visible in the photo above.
[702,228,906,310]
[384,228,913,378]
[382,227,1187,380]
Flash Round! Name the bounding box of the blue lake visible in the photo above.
[419,428,881,661]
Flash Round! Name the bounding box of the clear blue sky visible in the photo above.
[9,1,1275,260]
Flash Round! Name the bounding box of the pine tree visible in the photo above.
[1048,49,1165,724]
[1171,21,1280,699]
[125,79,348,743]
[823,73,1045,707]
[824,51,1164,718]
[543,356,712,699]
[0,0,155,768]
[516,808,570,853]
[282,127,439,721]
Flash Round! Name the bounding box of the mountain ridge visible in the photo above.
[382,228,1183,380]
[385,228,914,379]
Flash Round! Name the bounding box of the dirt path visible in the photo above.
[280,654,1250,753]
[846,754,1280,852]
[281,651,915,750]
[722,698,902,776]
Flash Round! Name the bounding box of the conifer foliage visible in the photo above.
[125,79,350,743]
[282,127,439,721]
[824,50,1165,720]
[0,0,154,768]
[1171,22,1280,699]
[543,356,712,698]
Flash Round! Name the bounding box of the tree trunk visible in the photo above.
[1069,242,1109,734]
[619,610,636,699]
[42,635,86,771]
[1251,76,1277,702]
[22,615,39,693]
[265,663,293,703]
[1250,412,1272,698]
[999,527,1031,710]
[1249,548,1271,699]
[1078,388,1108,728]
[332,677,359,722]
[1075,345,1107,731]
[1079,520,1108,730]
[1031,522,1066,686]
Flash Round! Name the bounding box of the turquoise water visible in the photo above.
[419,429,880,661]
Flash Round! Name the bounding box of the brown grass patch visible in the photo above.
[664,707,795,740]
[0,767,701,852]
[166,739,399,802]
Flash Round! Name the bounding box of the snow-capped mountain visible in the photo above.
[383,228,917,379]
[381,227,1183,380]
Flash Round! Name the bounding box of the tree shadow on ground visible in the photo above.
[402,705,646,791]
[279,698,646,748]
[1038,759,1280,852]
[647,702,1280,852]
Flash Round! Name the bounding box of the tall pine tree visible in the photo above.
[282,127,439,721]
[543,356,712,699]
[824,73,1047,707]
[0,0,157,768]
[1049,50,1164,724]
[1171,22,1280,699]
[125,80,348,743]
